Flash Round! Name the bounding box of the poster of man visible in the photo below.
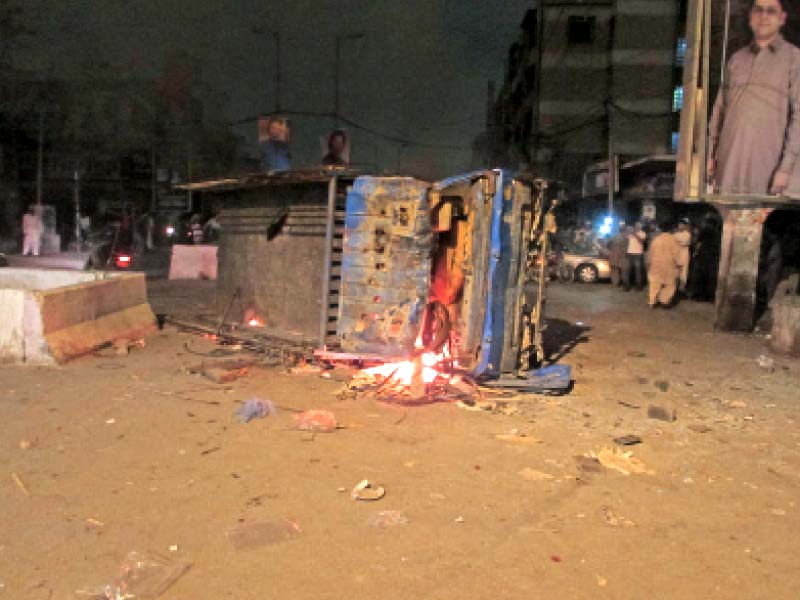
[707,0,800,196]
[321,129,350,167]
[258,116,291,172]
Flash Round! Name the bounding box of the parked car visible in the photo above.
[558,250,610,283]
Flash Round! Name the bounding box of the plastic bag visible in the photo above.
[234,398,277,423]
[76,551,191,599]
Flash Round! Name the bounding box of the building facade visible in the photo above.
[489,1,685,203]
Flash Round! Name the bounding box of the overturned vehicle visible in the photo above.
[180,169,565,396]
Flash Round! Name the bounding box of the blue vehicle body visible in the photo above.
[335,170,549,379]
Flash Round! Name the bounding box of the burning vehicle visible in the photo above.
[179,169,566,400]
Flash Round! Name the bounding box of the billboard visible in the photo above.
[676,0,800,201]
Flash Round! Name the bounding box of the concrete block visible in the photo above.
[169,245,218,280]
[0,268,156,364]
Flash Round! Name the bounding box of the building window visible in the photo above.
[567,16,595,44]
[672,86,684,111]
[671,131,680,154]
[675,37,687,66]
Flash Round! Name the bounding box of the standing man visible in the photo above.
[648,223,681,308]
[623,222,647,291]
[607,222,627,287]
[673,218,692,293]
[708,0,800,195]
[21,205,43,256]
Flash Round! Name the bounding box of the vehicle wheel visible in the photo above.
[576,263,599,284]
[557,264,574,282]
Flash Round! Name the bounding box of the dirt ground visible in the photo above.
[1,280,799,599]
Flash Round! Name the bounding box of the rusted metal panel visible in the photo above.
[337,177,432,356]
[211,180,347,342]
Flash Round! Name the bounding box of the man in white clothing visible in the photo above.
[623,222,647,291]
[22,205,43,256]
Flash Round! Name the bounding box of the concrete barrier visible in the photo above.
[0,268,156,364]
[168,244,218,280]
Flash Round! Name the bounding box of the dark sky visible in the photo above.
[24,0,532,179]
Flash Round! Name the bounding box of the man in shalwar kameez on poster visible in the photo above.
[708,0,800,195]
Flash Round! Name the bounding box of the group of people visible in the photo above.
[606,218,720,308]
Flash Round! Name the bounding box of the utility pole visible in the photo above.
[274,32,281,112]
[334,33,364,126]
[73,169,81,250]
[36,108,44,206]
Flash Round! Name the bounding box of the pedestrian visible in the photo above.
[708,0,800,195]
[623,222,647,291]
[22,205,43,256]
[190,215,204,244]
[688,218,722,301]
[673,218,692,293]
[607,223,627,287]
[204,212,221,243]
[648,223,681,308]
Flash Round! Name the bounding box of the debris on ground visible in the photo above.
[351,479,386,501]
[495,429,542,445]
[601,506,636,527]
[647,404,677,422]
[590,447,654,476]
[688,423,712,433]
[367,510,409,528]
[11,472,30,496]
[613,435,642,446]
[756,354,775,372]
[618,400,641,409]
[575,455,603,482]
[75,550,191,599]
[456,399,497,412]
[518,468,554,482]
[112,338,146,356]
[288,363,324,375]
[226,519,302,550]
[293,409,338,432]
[234,398,277,423]
[654,380,670,392]
[191,358,256,384]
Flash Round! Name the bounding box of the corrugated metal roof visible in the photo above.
[176,168,362,192]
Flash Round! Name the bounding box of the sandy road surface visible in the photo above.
[1,281,798,599]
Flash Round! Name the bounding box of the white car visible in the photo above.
[558,251,611,283]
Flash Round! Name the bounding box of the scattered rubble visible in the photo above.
[226,520,302,550]
[647,404,677,422]
[518,468,554,482]
[351,480,386,501]
[293,410,338,433]
[590,448,654,476]
[368,511,408,528]
[75,550,191,599]
[613,435,642,446]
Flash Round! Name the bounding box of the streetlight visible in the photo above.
[334,33,365,126]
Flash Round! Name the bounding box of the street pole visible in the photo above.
[334,36,340,126]
[334,33,365,127]
[36,109,44,207]
[274,32,281,113]
[74,169,81,250]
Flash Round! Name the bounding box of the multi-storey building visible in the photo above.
[489,1,685,208]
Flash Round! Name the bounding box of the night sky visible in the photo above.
[23,0,533,179]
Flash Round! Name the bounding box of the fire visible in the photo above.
[361,343,452,387]
[247,318,263,327]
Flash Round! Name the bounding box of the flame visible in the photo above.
[361,344,451,387]
[247,318,263,327]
